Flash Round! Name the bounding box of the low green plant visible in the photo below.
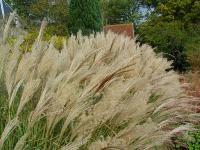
[188,129,200,150]
[175,128,200,150]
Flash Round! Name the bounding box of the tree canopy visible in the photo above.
[138,0,200,71]
[101,0,140,25]
[6,0,69,35]
[68,0,102,36]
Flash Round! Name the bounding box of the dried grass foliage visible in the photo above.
[0,16,200,150]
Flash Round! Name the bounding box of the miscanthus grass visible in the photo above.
[0,14,200,150]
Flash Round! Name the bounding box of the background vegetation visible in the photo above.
[138,0,200,72]
[6,0,69,35]
[4,0,200,72]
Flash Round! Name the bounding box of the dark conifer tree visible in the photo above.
[69,0,102,36]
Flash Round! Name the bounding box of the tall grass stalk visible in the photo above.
[0,17,200,150]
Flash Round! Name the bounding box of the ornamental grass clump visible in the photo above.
[0,14,200,150]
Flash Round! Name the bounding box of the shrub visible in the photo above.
[7,27,66,53]
[21,29,66,52]
[0,15,200,150]
[138,21,189,72]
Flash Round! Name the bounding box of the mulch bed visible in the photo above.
[180,73,200,97]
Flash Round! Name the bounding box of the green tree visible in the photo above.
[141,0,200,23]
[102,0,141,25]
[6,0,69,36]
[68,0,102,36]
[138,0,200,72]
[5,0,32,22]
[29,0,69,35]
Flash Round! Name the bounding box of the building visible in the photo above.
[103,23,134,39]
